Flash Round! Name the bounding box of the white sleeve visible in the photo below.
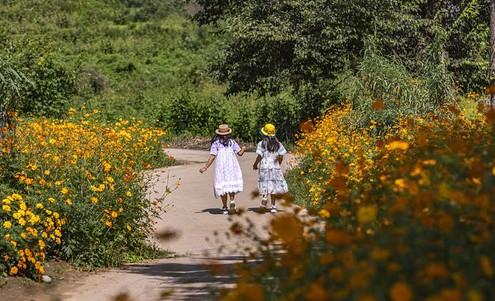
[256,141,264,156]
[278,143,287,156]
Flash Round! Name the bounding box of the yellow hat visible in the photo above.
[261,123,276,137]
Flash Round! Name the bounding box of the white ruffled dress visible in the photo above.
[210,140,243,198]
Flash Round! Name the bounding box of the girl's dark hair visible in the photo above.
[211,134,233,147]
[262,136,280,153]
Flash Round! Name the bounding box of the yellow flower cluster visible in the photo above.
[1,193,63,276]
[0,109,169,277]
[295,105,377,206]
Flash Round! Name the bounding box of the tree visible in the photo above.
[194,0,490,116]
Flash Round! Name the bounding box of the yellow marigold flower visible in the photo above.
[54,229,62,237]
[11,193,22,201]
[41,232,48,239]
[35,203,44,209]
[65,199,73,206]
[126,191,132,197]
[9,266,18,276]
[422,159,437,166]
[61,187,69,195]
[3,221,12,229]
[386,140,409,151]
[44,170,51,176]
[2,198,11,205]
[91,197,98,204]
[111,211,118,218]
[103,162,112,173]
[2,204,11,212]
[467,289,483,301]
[38,240,46,249]
[357,206,377,224]
[105,220,113,228]
[318,209,330,219]
[481,256,493,277]
[394,178,407,190]
[126,224,132,231]
[18,218,26,226]
[48,197,56,203]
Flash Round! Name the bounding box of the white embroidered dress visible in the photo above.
[256,141,289,195]
[210,139,243,198]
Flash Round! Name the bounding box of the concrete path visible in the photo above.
[50,149,293,301]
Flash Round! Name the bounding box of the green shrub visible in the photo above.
[335,48,455,132]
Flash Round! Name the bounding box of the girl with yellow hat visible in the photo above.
[252,123,289,213]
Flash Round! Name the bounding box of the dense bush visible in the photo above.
[164,90,302,141]
[224,101,495,300]
[335,48,454,132]
[0,109,172,277]
[0,37,77,118]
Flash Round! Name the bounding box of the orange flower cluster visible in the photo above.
[0,109,171,277]
[225,103,495,300]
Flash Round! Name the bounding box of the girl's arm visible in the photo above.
[199,155,216,173]
[253,154,262,170]
[237,146,246,156]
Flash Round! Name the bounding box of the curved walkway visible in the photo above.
[50,149,293,301]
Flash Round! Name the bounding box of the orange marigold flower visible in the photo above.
[389,282,412,301]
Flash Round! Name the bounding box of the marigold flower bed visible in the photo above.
[225,104,495,301]
[0,110,170,277]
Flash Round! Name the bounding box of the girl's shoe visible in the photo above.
[229,201,236,214]
[270,206,277,213]
[222,207,229,215]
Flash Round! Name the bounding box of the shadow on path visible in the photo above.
[125,261,239,301]
[196,208,225,215]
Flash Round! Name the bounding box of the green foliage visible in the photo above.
[18,53,76,118]
[161,86,302,141]
[0,0,222,123]
[195,0,490,119]
[335,47,454,131]
[0,37,76,118]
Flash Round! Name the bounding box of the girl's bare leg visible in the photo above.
[270,194,276,206]
[261,194,268,207]
[228,193,236,213]
[221,194,228,208]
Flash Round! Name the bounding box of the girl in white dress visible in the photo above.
[200,124,245,214]
[252,123,289,213]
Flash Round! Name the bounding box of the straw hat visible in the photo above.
[261,123,276,137]
[215,124,232,135]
